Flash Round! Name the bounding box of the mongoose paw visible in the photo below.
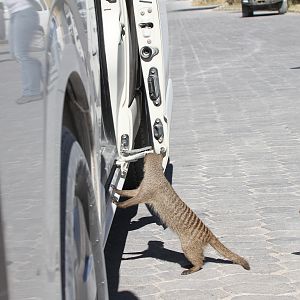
[181,269,191,275]
[181,266,202,275]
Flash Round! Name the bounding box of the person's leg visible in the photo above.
[13,8,41,97]
[8,13,15,59]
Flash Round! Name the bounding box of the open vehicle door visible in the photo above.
[101,0,173,172]
[132,0,173,169]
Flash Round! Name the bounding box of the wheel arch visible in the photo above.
[62,71,94,170]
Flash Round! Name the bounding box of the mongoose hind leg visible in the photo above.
[181,244,204,275]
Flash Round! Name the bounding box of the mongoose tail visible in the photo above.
[209,235,250,270]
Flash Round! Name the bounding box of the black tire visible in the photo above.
[60,128,108,300]
[279,0,287,14]
[242,4,253,17]
[242,4,248,17]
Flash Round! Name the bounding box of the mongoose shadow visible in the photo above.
[105,160,174,298]
[123,240,234,270]
[110,291,139,300]
[105,202,140,300]
[128,216,160,231]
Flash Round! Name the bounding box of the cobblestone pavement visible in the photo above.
[105,10,300,300]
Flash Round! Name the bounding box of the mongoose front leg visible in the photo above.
[112,185,140,198]
[112,195,144,209]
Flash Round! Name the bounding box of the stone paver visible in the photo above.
[0,41,46,299]
[106,9,300,299]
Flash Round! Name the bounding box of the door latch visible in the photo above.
[148,67,161,106]
[153,118,164,143]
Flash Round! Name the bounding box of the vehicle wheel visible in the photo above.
[61,128,108,300]
[242,4,253,17]
[242,4,249,17]
[279,0,287,14]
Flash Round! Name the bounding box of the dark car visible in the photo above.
[241,0,288,16]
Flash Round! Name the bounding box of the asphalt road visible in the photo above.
[105,9,300,300]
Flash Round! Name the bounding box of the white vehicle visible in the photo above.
[0,0,173,299]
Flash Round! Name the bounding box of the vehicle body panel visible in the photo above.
[242,0,281,8]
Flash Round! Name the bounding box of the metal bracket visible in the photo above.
[120,134,129,154]
[116,146,154,176]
